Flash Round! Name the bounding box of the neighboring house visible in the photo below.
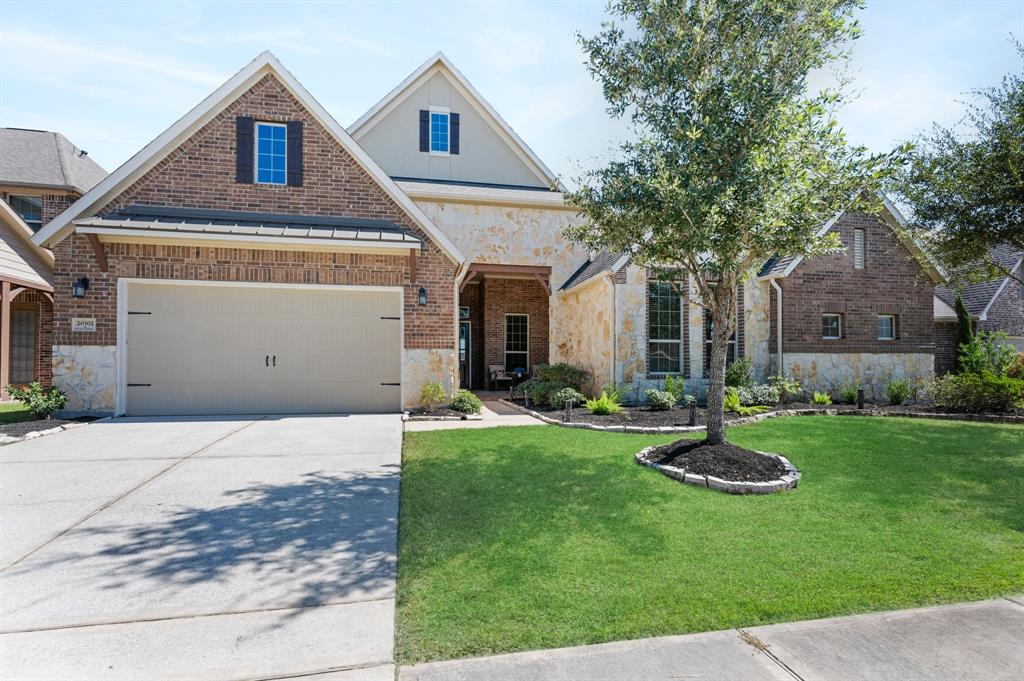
[934,244,1024,372]
[28,51,947,415]
[0,128,106,400]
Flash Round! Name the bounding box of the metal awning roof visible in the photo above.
[75,205,422,248]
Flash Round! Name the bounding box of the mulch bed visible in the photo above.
[406,407,475,420]
[518,402,748,427]
[0,416,97,439]
[648,439,787,482]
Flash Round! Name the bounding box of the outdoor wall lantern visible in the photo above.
[418,286,427,306]
[72,277,90,299]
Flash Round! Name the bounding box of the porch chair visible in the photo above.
[489,364,514,393]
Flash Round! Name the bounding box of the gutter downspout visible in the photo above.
[609,273,617,390]
[770,278,783,376]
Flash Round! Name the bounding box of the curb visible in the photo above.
[635,445,801,494]
[497,399,1023,433]
[0,420,88,446]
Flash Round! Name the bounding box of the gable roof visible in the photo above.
[0,128,107,194]
[934,243,1023,319]
[1,198,54,290]
[348,51,564,192]
[32,52,464,266]
[560,249,630,291]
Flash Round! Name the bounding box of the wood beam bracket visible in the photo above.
[86,233,109,273]
[459,269,478,293]
[534,272,551,296]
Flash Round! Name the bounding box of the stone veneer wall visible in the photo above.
[52,345,116,413]
[783,352,933,401]
[51,73,459,412]
[555,276,614,394]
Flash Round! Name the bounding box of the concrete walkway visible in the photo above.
[1,414,401,681]
[401,597,1024,681]
[404,399,544,431]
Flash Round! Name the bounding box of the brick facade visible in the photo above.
[0,290,53,399]
[978,276,1024,337]
[770,212,935,354]
[934,320,959,375]
[52,73,457,352]
[475,276,549,380]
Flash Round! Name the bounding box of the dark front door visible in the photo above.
[459,321,471,389]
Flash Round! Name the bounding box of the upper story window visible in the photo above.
[878,314,897,340]
[8,195,42,232]
[853,228,865,269]
[430,111,449,154]
[256,122,287,184]
[822,313,842,340]
[648,281,682,374]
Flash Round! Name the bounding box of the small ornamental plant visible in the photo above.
[4,382,67,419]
[586,391,623,415]
[448,389,483,414]
[420,381,446,412]
[812,391,833,406]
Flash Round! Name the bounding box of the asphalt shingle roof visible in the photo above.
[934,243,1023,316]
[560,249,624,291]
[0,128,107,193]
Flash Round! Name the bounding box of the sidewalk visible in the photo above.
[400,597,1024,681]
[404,399,545,432]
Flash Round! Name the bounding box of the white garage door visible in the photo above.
[124,282,402,415]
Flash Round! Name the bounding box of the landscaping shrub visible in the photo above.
[4,383,67,419]
[886,378,911,406]
[600,383,626,404]
[725,357,754,388]
[724,387,769,416]
[420,381,446,412]
[448,390,483,414]
[1009,352,1024,379]
[811,391,832,406]
[839,382,858,405]
[550,387,585,409]
[523,380,566,407]
[586,391,623,415]
[768,375,802,403]
[533,363,590,390]
[927,372,1024,413]
[663,375,686,404]
[736,383,781,407]
[644,388,677,410]
[959,332,1017,377]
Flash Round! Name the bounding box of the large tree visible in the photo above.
[893,42,1023,285]
[567,0,900,444]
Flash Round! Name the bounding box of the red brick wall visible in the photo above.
[1,290,52,399]
[770,212,935,354]
[52,74,456,350]
[978,276,1024,337]
[934,321,959,375]
[482,276,549,373]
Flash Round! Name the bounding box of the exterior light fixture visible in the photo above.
[418,286,427,306]
[72,277,90,299]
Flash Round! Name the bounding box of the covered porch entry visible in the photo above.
[457,263,551,391]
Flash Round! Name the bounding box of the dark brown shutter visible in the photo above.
[450,112,460,155]
[419,110,429,152]
[235,116,254,184]
[286,120,303,186]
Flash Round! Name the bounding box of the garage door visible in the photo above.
[124,282,402,415]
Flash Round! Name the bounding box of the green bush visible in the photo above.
[724,387,769,416]
[663,375,686,404]
[811,391,832,406]
[768,375,802,403]
[1009,352,1024,379]
[736,383,781,406]
[959,332,1017,377]
[600,383,626,404]
[448,389,483,414]
[886,378,911,406]
[550,387,585,409]
[644,388,677,410]
[4,382,67,419]
[927,372,1024,413]
[521,380,566,407]
[586,391,623,415]
[420,381,447,412]
[533,363,590,390]
[725,358,754,388]
[839,382,858,405]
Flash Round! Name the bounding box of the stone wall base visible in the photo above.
[781,352,933,401]
[52,345,117,415]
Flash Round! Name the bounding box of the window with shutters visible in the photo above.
[255,122,287,184]
[9,308,36,384]
[430,110,449,154]
[853,228,865,269]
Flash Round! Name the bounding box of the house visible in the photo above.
[31,51,944,415]
[1,128,106,399]
[934,244,1024,373]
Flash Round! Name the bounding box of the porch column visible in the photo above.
[1,280,10,392]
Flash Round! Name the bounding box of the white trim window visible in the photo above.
[504,313,528,371]
[853,228,865,269]
[255,122,287,184]
[429,109,450,154]
[8,195,43,232]
[822,313,842,340]
[648,281,683,374]
[878,314,897,340]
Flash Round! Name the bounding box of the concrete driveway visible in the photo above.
[0,414,401,681]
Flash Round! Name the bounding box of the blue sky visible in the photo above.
[1,1,1021,187]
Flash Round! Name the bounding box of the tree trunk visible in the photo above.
[705,280,738,445]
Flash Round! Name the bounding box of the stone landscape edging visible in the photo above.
[635,444,801,494]
[498,399,1024,432]
[0,420,91,446]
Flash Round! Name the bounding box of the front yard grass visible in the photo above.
[0,402,32,425]
[397,417,1024,664]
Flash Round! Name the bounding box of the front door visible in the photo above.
[459,321,471,389]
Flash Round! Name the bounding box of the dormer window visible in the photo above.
[430,110,449,154]
[256,122,287,184]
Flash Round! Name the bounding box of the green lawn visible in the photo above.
[397,417,1024,664]
[0,402,32,425]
